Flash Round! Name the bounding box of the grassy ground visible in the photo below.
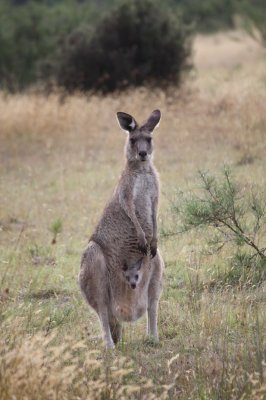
[0,31,266,399]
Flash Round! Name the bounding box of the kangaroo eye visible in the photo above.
[135,275,139,280]
[146,137,152,144]
[130,138,136,145]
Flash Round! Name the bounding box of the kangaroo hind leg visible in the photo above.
[109,314,122,345]
[147,251,164,341]
[79,241,115,349]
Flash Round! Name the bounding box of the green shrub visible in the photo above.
[224,250,266,287]
[173,0,236,32]
[56,0,192,94]
[167,167,266,286]
[236,0,266,45]
[49,218,63,245]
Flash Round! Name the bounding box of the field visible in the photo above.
[0,31,266,399]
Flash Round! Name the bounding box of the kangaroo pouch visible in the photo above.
[111,285,149,322]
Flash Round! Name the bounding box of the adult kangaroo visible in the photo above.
[79,110,164,349]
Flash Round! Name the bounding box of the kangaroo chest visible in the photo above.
[133,172,156,208]
[132,171,157,239]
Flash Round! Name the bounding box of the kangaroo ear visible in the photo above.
[117,112,137,133]
[143,109,161,132]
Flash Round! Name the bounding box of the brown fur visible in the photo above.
[79,110,164,348]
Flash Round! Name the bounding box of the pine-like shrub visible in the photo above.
[166,167,266,286]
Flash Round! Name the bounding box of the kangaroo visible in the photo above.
[79,110,164,348]
[122,258,143,290]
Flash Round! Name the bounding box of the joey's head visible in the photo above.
[116,110,161,163]
[122,258,143,289]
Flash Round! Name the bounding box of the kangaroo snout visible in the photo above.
[139,151,147,160]
[139,151,147,156]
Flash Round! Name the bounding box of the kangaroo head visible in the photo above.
[117,110,161,163]
[122,258,143,289]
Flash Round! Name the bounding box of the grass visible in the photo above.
[0,31,266,399]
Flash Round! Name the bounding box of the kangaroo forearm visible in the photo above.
[120,197,144,236]
[126,207,145,236]
[152,206,157,237]
[153,218,157,240]
[150,207,158,258]
[152,202,158,240]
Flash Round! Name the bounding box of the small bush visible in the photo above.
[167,167,266,286]
[56,0,192,94]
[49,218,63,244]
[223,250,266,287]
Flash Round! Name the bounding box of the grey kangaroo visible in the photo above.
[79,110,164,348]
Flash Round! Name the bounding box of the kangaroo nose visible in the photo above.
[139,151,147,157]
[131,283,136,289]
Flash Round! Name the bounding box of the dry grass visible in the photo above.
[0,31,266,399]
[0,333,166,400]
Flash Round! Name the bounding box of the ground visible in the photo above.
[0,31,265,399]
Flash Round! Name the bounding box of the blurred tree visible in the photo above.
[1,0,265,91]
[171,0,235,32]
[56,0,192,93]
[236,0,266,45]
[0,2,48,90]
[0,0,101,90]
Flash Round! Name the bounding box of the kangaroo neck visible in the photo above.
[126,159,152,173]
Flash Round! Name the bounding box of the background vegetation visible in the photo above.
[0,0,266,91]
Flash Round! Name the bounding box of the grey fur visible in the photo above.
[79,110,164,348]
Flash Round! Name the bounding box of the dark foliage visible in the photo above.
[236,0,266,45]
[1,0,265,91]
[172,0,236,32]
[0,0,102,90]
[56,0,192,94]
